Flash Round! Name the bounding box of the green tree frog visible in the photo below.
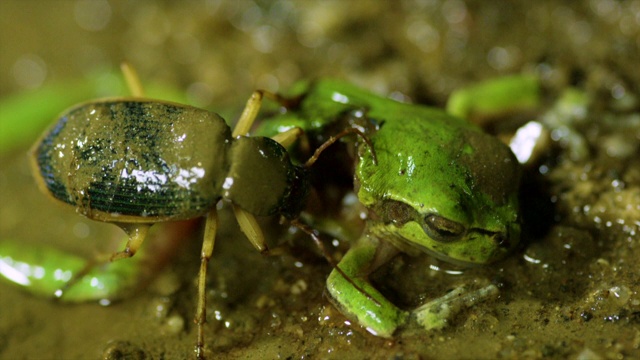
[260,79,523,337]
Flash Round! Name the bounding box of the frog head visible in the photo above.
[356,105,521,266]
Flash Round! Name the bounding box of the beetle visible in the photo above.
[28,63,376,358]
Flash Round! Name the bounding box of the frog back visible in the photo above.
[256,80,389,138]
[356,100,520,241]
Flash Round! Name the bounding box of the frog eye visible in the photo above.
[423,214,466,243]
[493,232,509,248]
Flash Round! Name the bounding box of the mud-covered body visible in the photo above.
[31,99,308,223]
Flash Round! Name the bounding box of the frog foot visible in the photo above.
[412,284,499,331]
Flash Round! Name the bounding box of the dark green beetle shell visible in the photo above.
[32,99,231,222]
[32,98,311,224]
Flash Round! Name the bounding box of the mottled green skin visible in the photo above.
[263,80,520,263]
[353,90,521,265]
[260,80,522,337]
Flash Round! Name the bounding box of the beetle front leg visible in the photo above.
[271,127,304,148]
[231,205,268,253]
[194,209,218,359]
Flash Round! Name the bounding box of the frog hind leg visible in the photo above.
[326,234,407,338]
[412,283,499,331]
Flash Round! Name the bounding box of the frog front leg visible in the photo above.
[326,233,501,337]
[326,234,408,338]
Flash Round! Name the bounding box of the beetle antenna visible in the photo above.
[289,219,381,306]
[304,127,377,168]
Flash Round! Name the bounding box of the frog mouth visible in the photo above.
[472,227,511,249]
[417,231,512,267]
[420,246,486,267]
[396,224,514,267]
[370,199,518,265]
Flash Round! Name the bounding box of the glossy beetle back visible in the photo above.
[31,99,231,222]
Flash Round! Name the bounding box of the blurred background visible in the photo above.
[1,1,639,359]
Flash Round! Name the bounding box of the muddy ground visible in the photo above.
[1,1,639,359]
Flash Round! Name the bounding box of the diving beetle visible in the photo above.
[29,63,373,358]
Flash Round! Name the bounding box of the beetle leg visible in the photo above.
[271,127,304,148]
[231,204,268,253]
[233,89,293,137]
[120,62,145,97]
[49,223,150,299]
[195,209,218,359]
[110,224,150,261]
[232,90,264,137]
